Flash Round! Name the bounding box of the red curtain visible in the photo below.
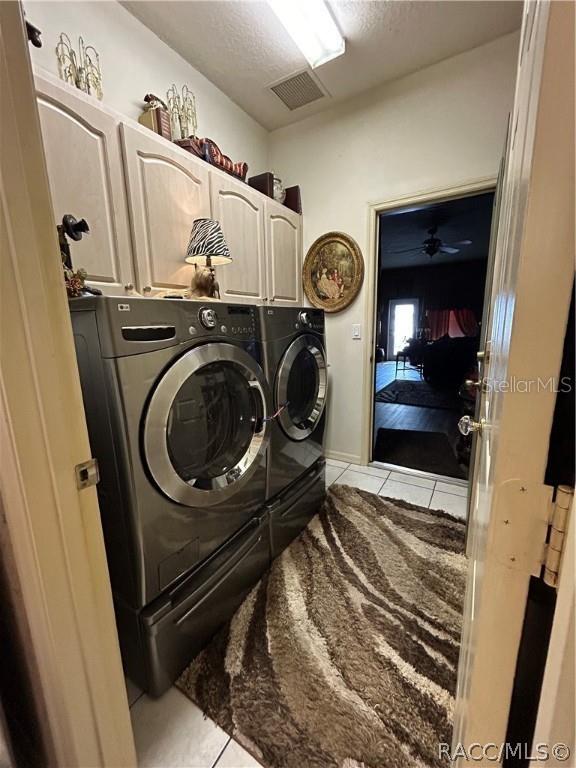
[427,308,478,339]
[452,308,479,337]
[427,309,451,340]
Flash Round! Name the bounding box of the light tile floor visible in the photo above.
[129,687,262,767]
[129,460,468,767]
[326,458,468,519]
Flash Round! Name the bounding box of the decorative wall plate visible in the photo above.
[303,231,364,313]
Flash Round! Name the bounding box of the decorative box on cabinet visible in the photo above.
[121,123,211,293]
[209,172,267,303]
[35,75,135,295]
[265,200,303,306]
[248,172,302,214]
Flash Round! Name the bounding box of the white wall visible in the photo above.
[270,32,520,463]
[25,1,269,176]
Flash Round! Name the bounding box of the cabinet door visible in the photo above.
[35,76,134,295]
[265,201,303,305]
[210,173,266,303]
[121,123,210,293]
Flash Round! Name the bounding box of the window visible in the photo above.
[387,299,419,359]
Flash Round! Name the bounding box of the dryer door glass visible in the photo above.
[144,344,269,505]
[276,335,327,441]
[286,349,319,426]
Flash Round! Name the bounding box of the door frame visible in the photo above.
[0,3,135,765]
[530,501,574,764]
[361,177,497,466]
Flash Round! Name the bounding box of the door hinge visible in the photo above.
[542,485,573,588]
[75,458,100,490]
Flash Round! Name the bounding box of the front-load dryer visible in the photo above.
[258,306,327,554]
[70,296,271,695]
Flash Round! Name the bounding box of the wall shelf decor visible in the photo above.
[138,93,172,140]
[303,231,364,313]
[56,33,102,99]
[166,83,198,141]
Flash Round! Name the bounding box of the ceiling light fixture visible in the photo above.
[268,0,345,69]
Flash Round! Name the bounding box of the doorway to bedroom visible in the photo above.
[372,190,495,482]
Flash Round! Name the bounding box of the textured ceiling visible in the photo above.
[122,0,523,130]
[379,192,495,269]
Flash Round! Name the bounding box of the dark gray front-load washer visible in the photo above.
[258,306,327,556]
[70,296,271,695]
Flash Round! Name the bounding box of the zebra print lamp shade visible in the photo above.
[185,218,232,267]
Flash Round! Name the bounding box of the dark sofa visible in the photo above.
[422,335,480,389]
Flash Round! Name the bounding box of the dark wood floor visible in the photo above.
[372,362,465,477]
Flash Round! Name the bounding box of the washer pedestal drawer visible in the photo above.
[121,513,270,697]
[267,459,326,560]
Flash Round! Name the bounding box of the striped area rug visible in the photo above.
[177,485,466,768]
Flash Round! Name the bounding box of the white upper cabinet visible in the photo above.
[35,75,303,303]
[35,76,134,295]
[121,123,210,293]
[209,173,267,303]
[265,201,303,306]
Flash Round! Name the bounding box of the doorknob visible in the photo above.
[458,415,484,436]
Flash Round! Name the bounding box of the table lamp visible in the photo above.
[185,218,232,299]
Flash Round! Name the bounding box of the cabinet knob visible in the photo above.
[124,283,134,292]
[269,297,275,302]
[143,286,152,295]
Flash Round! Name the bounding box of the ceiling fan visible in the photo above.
[385,226,472,258]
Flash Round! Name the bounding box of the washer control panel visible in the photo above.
[199,308,217,329]
[228,305,257,338]
[296,308,324,333]
[187,303,257,339]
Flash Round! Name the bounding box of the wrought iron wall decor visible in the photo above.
[56,33,102,100]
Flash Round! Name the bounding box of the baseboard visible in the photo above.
[324,449,361,465]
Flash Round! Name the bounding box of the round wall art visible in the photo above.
[303,231,364,313]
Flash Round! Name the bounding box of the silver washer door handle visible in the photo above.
[248,380,267,434]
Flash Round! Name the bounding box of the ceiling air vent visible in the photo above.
[269,70,326,111]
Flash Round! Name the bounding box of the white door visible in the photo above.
[209,173,266,302]
[453,0,574,755]
[265,201,303,306]
[121,123,210,293]
[1,3,135,764]
[35,75,134,295]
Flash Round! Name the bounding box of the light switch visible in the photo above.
[352,324,361,339]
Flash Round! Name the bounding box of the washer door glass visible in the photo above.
[276,335,327,441]
[167,362,256,484]
[144,344,269,506]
